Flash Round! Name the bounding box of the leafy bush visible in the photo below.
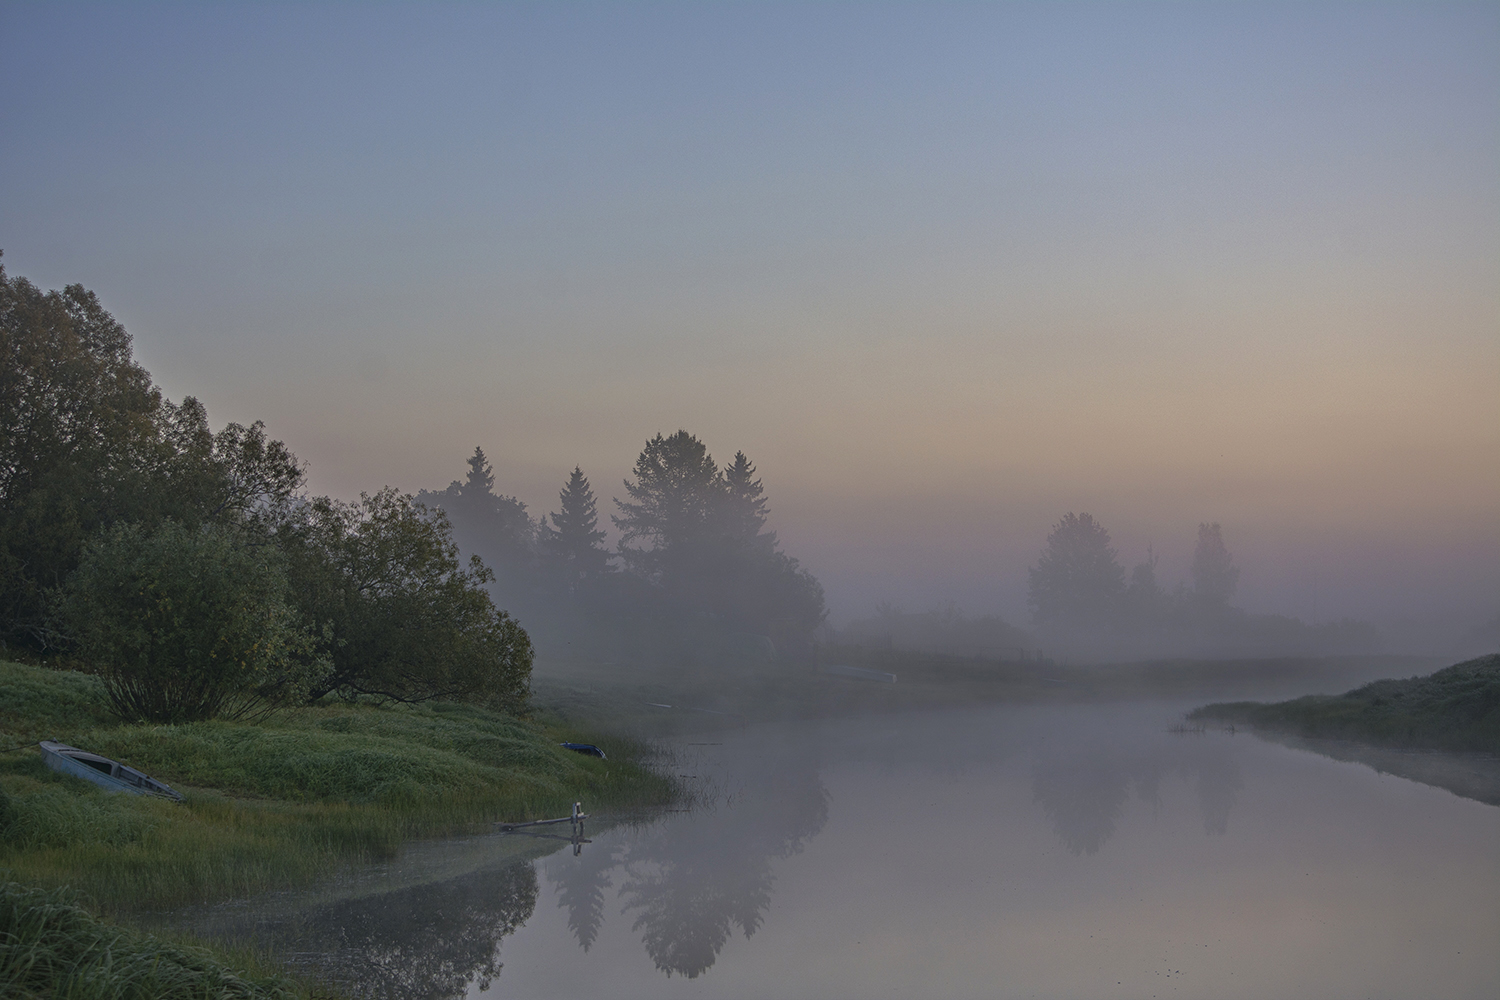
[55,521,326,723]
[278,488,532,710]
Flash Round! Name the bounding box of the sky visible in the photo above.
[2,2,1496,636]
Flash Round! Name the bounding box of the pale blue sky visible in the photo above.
[3,2,1496,630]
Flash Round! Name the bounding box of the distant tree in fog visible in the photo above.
[613,432,826,650]
[415,446,536,573]
[1191,522,1239,609]
[542,466,612,587]
[720,451,774,552]
[1123,545,1165,621]
[612,431,724,585]
[1027,512,1126,627]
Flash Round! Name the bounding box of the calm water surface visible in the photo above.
[187,701,1500,999]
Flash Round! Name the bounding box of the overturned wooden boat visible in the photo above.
[559,742,606,759]
[39,740,184,802]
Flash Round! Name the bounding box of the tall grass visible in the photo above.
[0,879,300,1000]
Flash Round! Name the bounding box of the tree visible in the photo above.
[55,520,323,723]
[1123,545,1166,623]
[415,447,536,587]
[277,488,532,710]
[1,259,161,647]
[1027,513,1126,627]
[1191,522,1239,610]
[612,431,724,588]
[542,467,612,587]
[718,452,772,552]
[0,259,304,650]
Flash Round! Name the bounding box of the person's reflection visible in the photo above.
[1031,736,1244,854]
[614,762,830,978]
[273,860,538,999]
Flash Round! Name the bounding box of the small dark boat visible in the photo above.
[39,740,184,802]
[559,742,607,759]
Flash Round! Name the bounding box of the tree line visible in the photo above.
[1,260,827,721]
[413,432,827,671]
[0,258,530,721]
[1026,511,1376,655]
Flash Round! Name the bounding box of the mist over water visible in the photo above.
[161,693,1500,999]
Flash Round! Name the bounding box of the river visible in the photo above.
[167,698,1500,999]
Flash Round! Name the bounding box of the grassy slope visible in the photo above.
[1188,653,1500,753]
[0,659,672,911]
[0,880,300,1000]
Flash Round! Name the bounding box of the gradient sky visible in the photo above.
[2,2,1496,634]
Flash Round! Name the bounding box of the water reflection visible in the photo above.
[259,861,537,999]
[1031,734,1243,854]
[545,758,830,978]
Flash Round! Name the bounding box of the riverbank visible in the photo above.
[533,651,1440,735]
[0,658,674,996]
[0,659,671,910]
[1188,653,1500,754]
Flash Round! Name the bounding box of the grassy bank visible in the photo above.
[1189,653,1500,753]
[0,879,302,1000]
[0,659,673,913]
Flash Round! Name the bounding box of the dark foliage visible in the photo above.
[0,258,304,653]
[278,489,532,710]
[541,466,613,588]
[55,520,323,723]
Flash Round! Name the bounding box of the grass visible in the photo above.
[0,879,301,1000]
[0,659,675,912]
[1188,653,1500,753]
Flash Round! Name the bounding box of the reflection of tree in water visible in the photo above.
[1195,750,1243,835]
[273,860,537,999]
[1031,738,1243,855]
[544,840,620,951]
[545,761,829,979]
[1031,749,1134,855]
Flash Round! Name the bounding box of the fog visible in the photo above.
[3,4,1494,658]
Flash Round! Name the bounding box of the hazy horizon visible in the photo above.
[3,2,1495,640]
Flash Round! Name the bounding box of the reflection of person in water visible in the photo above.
[1031,736,1243,855]
[273,860,538,1000]
[546,758,830,978]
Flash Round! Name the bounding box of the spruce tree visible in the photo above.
[612,431,723,582]
[1191,522,1239,609]
[720,451,774,552]
[544,466,612,583]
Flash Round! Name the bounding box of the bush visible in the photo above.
[55,521,326,723]
[278,489,532,710]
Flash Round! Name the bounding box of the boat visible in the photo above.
[559,742,607,759]
[39,740,184,802]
